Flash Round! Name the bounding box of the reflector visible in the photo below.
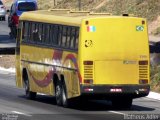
[83,61,93,65]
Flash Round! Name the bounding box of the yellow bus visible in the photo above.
[16,10,150,108]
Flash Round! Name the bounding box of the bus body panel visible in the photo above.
[20,44,80,98]
[16,55,23,87]
[79,17,149,86]
[16,10,150,103]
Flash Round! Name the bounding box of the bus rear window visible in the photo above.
[18,2,36,11]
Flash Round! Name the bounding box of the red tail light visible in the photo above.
[139,79,148,84]
[84,79,93,84]
[139,61,148,65]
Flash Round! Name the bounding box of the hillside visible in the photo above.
[3,0,160,35]
[37,0,160,36]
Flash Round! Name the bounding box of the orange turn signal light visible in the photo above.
[139,61,148,65]
[83,61,93,65]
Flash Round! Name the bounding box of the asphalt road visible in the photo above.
[0,70,160,120]
[0,16,160,120]
[0,17,16,48]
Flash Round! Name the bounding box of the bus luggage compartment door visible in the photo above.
[94,60,139,85]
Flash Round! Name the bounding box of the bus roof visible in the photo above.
[19,10,143,27]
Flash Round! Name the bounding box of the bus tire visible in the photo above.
[55,81,63,106]
[62,84,70,107]
[3,16,5,21]
[112,98,132,109]
[24,78,37,100]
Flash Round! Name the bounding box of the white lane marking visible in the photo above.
[147,92,160,101]
[108,111,125,115]
[11,111,32,117]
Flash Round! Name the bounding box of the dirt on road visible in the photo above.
[0,55,15,68]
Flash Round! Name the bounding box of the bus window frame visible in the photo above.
[21,20,79,52]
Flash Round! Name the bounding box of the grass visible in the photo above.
[38,0,160,21]
[96,0,160,21]
[150,65,160,92]
[152,27,160,36]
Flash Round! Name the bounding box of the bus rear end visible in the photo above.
[79,16,150,101]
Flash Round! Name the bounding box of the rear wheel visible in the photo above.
[24,77,37,100]
[112,98,132,109]
[62,85,71,107]
[2,16,5,21]
[55,81,63,106]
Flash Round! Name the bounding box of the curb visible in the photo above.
[147,91,160,101]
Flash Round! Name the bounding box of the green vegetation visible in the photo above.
[152,27,160,36]
[150,65,160,92]
[37,0,160,36]
[38,0,55,10]
[37,0,160,21]
[96,0,160,21]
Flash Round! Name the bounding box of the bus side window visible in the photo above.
[51,25,58,46]
[70,27,76,49]
[65,26,71,48]
[28,22,32,42]
[75,28,79,50]
[16,21,23,55]
[49,25,53,45]
[61,26,67,48]
[32,23,40,42]
[70,27,79,50]
[50,25,54,45]
[23,22,29,42]
[58,25,63,47]
[31,23,36,43]
[41,23,46,43]
[38,23,42,43]
[45,24,50,45]
[22,22,25,40]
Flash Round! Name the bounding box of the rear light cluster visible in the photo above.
[139,60,148,84]
[83,61,93,65]
[139,79,148,84]
[83,61,94,84]
[139,61,148,65]
[84,80,93,84]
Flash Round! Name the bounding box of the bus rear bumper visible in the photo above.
[80,84,150,99]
